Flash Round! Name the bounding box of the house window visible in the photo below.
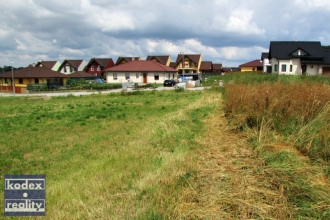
[154,74,159,80]
[281,64,286,72]
[19,78,23,84]
[113,73,117,80]
[91,65,94,71]
[97,65,101,71]
[35,78,39,84]
[293,49,306,56]
[290,65,293,72]
[310,65,313,68]
[136,73,139,78]
[274,64,278,72]
[5,78,8,83]
[63,67,67,73]
[125,73,130,80]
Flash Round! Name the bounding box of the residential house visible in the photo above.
[115,57,141,66]
[212,63,223,75]
[146,55,172,66]
[58,59,86,74]
[323,49,330,75]
[35,60,61,71]
[0,66,67,94]
[104,60,177,84]
[199,61,213,74]
[261,52,271,73]
[84,58,115,77]
[173,54,202,74]
[239,59,263,72]
[266,41,330,75]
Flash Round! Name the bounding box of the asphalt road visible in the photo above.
[0,86,211,97]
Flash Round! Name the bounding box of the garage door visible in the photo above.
[323,67,330,75]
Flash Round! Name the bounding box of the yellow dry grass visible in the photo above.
[174,94,293,219]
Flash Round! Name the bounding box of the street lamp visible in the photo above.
[11,62,15,95]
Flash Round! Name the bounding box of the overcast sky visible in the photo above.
[1,0,330,68]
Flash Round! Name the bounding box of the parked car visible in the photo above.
[163,80,177,87]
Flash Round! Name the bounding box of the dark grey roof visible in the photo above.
[261,52,269,59]
[323,49,330,65]
[269,41,324,59]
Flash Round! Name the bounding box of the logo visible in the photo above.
[4,175,45,216]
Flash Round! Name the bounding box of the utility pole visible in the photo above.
[11,62,15,96]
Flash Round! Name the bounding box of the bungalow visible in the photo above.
[146,55,172,66]
[104,60,178,84]
[266,41,330,75]
[115,57,141,66]
[0,66,67,94]
[58,59,87,74]
[199,61,213,74]
[84,58,115,77]
[35,60,61,71]
[239,59,263,72]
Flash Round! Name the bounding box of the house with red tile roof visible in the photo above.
[0,66,68,94]
[146,55,172,66]
[104,60,178,84]
[199,61,213,74]
[239,59,263,72]
[35,60,61,71]
[58,59,87,74]
[84,58,115,77]
[115,57,141,66]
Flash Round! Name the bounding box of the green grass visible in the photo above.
[0,90,215,219]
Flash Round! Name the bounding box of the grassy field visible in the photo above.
[1,75,330,219]
[0,90,217,219]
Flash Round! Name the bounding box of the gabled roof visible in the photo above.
[0,67,66,78]
[323,49,330,65]
[105,60,177,72]
[212,64,222,71]
[240,59,263,67]
[66,71,97,78]
[35,61,57,70]
[175,54,201,66]
[115,57,140,65]
[200,61,213,71]
[169,62,176,68]
[269,41,324,59]
[146,55,171,65]
[85,58,114,69]
[58,59,84,71]
[261,52,269,59]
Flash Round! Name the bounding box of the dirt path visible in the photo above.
[174,94,292,219]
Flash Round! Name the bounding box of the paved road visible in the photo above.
[0,86,211,97]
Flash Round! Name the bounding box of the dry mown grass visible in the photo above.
[173,91,330,219]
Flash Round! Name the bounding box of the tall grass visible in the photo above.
[223,75,330,218]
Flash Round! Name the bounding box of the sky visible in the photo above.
[1,0,330,68]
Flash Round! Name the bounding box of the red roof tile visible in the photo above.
[35,61,57,69]
[146,55,170,65]
[240,59,263,67]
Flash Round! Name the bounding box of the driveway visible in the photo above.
[0,86,211,97]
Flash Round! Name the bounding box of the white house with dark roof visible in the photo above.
[265,41,330,75]
[58,59,87,75]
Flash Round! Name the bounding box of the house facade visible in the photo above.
[266,41,330,75]
[84,58,115,77]
[174,54,202,74]
[58,59,87,74]
[104,60,177,84]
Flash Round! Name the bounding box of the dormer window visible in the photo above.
[292,49,307,56]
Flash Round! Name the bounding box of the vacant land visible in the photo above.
[1,79,330,219]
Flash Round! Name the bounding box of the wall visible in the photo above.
[106,72,177,84]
